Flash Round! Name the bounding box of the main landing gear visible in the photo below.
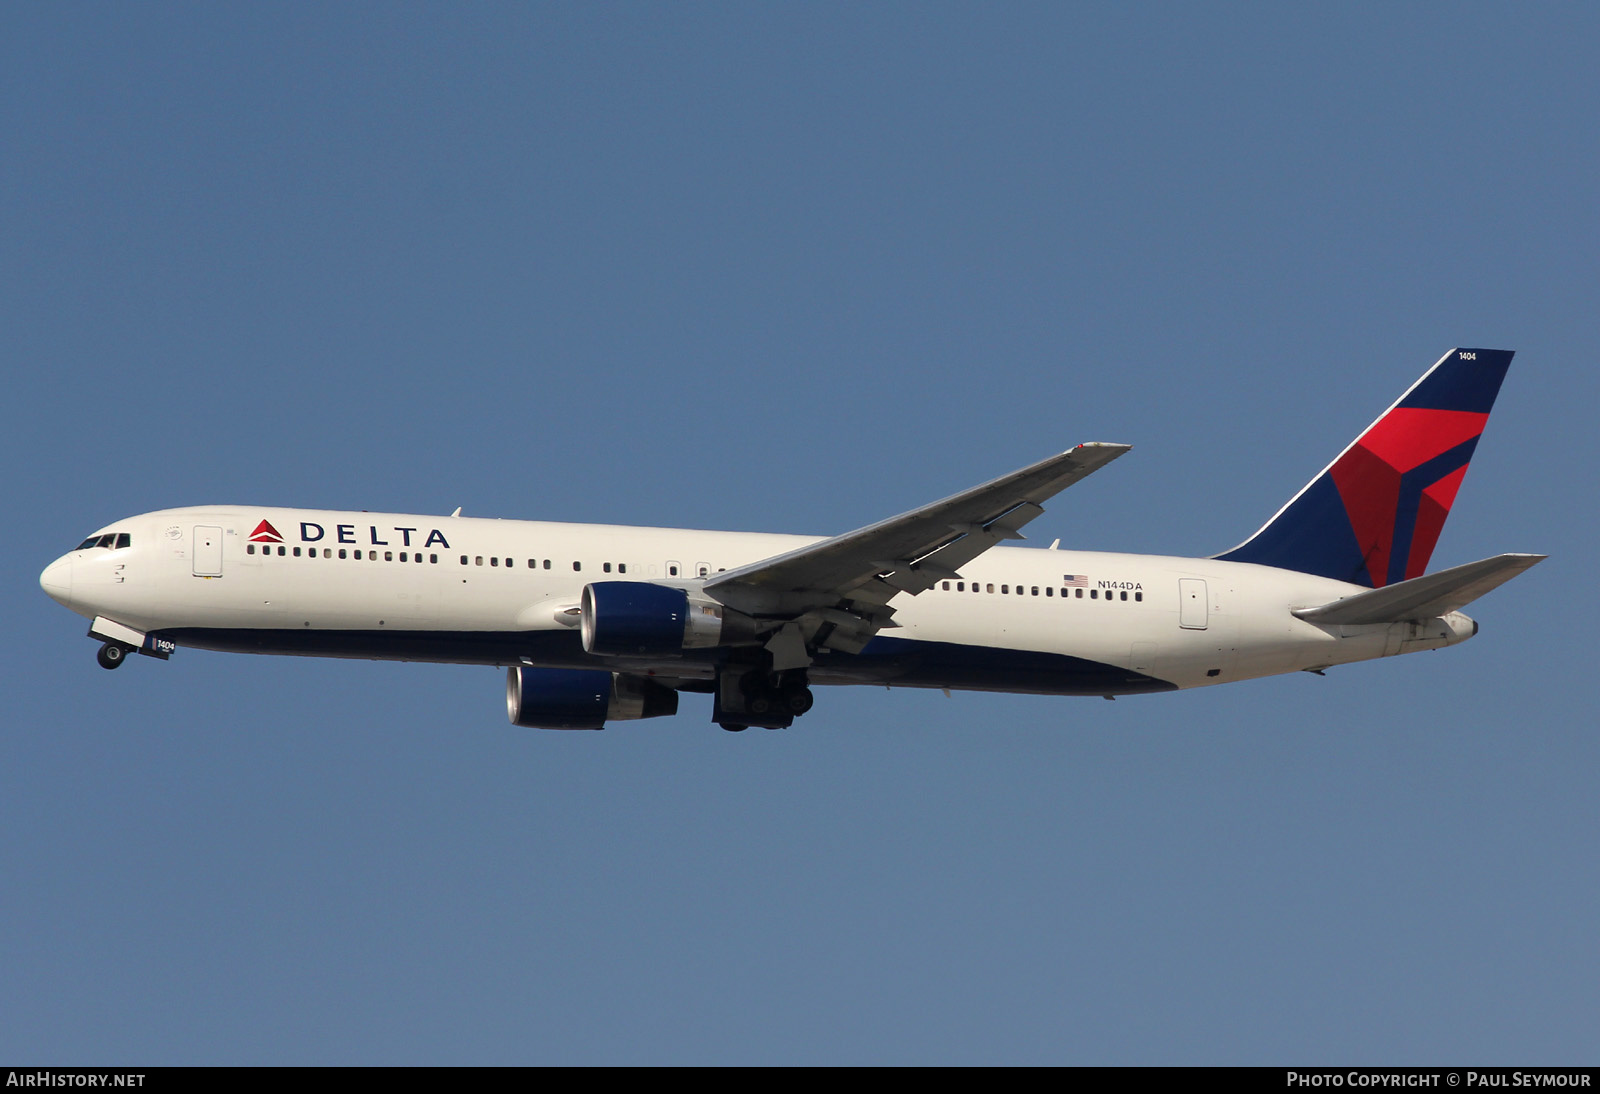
[96,642,129,670]
[715,667,814,732]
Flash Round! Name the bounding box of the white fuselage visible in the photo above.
[40,505,1476,697]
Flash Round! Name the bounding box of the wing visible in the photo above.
[704,442,1131,665]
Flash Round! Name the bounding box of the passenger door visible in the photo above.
[192,526,223,577]
[1178,578,1207,629]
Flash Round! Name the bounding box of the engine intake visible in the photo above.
[505,666,679,730]
[580,581,754,656]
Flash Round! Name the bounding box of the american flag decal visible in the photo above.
[1062,574,1088,588]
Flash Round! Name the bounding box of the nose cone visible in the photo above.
[40,556,73,605]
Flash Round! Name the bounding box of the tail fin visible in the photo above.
[1215,348,1514,588]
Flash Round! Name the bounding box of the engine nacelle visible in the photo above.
[505,666,679,730]
[580,581,754,657]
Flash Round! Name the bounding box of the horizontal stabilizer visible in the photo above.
[1292,553,1545,626]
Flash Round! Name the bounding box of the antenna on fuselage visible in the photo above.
[450,507,462,518]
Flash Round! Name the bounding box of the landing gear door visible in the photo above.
[1179,578,1207,630]
[193,526,223,577]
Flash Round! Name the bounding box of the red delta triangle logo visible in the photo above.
[248,519,285,544]
[1329,407,1487,587]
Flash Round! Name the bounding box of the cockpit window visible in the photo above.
[76,533,132,550]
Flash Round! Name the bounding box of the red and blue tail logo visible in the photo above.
[1216,348,1514,588]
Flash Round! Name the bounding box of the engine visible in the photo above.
[580,580,755,657]
[505,666,679,730]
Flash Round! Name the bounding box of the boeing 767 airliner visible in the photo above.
[40,348,1543,731]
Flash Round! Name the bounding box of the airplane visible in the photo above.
[39,347,1544,732]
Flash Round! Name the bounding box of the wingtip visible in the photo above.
[1071,441,1133,457]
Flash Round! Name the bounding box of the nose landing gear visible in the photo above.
[85,619,174,667]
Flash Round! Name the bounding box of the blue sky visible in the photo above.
[4,3,1596,1064]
